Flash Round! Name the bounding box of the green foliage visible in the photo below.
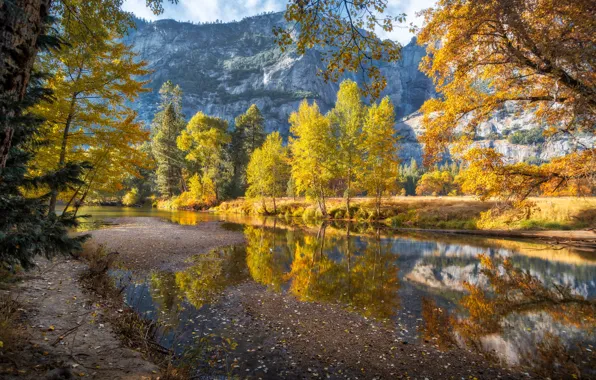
[231,104,266,194]
[152,82,186,197]
[399,158,421,196]
[508,128,546,145]
[1,73,88,269]
[177,111,232,202]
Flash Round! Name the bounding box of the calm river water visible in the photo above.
[79,206,596,378]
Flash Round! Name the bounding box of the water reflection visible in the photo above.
[109,213,596,377]
[420,255,596,377]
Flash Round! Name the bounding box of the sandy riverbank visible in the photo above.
[86,217,246,271]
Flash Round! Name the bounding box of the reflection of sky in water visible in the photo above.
[92,208,595,375]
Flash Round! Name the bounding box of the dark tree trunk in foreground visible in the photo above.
[0,0,51,171]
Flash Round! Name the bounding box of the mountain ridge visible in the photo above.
[124,12,589,164]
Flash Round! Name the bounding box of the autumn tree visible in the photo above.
[289,100,336,216]
[327,80,365,217]
[32,0,150,212]
[246,132,290,214]
[152,82,186,197]
[417,0,596,202]
[361,97,400,215]
[415,170,456,196]
[177,111,232,203]
[275,0,405,98]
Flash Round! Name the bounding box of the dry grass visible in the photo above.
[0,293,21,351]
[216,196,596,231]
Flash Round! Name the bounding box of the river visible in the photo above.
[79,206,596,378]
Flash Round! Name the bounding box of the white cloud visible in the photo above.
[122,0,436,44]
[378,0,437,44]
[123,0,284,24]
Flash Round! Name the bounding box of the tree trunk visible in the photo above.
[0,0,52,172]
[345,170,351,219]
[272,196,277,214]
[49,94,77,214]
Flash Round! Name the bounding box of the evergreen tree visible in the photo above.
[1,52,88,269]
[231,104,266,193]
[151,82,186,197]
[400,158,422,196]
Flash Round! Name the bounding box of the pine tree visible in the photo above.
[231,104,266,193]
[1,56,88,269]
[151,82,186,197]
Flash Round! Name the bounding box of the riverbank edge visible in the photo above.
[0,257,164,379]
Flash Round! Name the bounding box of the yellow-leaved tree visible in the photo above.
[327,80,365,217]
[246,132,290,214]
[177,112,232,203]
[32,0,151,214]
[289,101,336,216]
[415,170,456,196]
[417,0,595,204]
[361,97,400,215]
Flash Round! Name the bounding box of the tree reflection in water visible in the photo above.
[420,255,596,378]
[246,223,401,320]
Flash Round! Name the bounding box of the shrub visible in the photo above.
[302,207,316,220]
[122,188,141,206]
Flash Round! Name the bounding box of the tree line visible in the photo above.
[143,80,401,217]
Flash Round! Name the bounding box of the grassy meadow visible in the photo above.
[215,196,596,231]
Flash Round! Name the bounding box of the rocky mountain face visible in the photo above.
[124,13,586,163]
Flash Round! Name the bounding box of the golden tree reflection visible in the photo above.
[420,255,596,377]
[174,246,248,309]
[285,225,400,319]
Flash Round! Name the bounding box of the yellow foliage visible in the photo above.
[418,0,595,201]
[289,100,336,215]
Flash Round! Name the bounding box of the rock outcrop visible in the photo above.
[124,13,589,163]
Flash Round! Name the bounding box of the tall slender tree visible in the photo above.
[32,0,149,213]
[231,104,266,193]
[246,132,290,214]
[361,97,400,215]
[289,100,335,216]
[328,80,365,218]
[152,81,186,197]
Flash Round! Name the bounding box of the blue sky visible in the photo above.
[122,0,436,45]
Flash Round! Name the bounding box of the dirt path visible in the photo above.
[1,259,158,379]
[87,217,246,271]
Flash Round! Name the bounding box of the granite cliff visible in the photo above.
[124,13,589,163]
